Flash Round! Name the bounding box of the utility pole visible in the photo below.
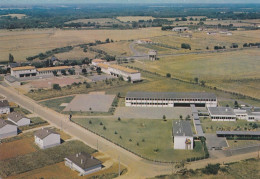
[118,156,120,176]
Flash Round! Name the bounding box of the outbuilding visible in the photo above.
[208,107,236,121]
[34,128,60,149]
[173,120,193,150]
[7,112,30,126]
[65,152,102,176]
[0,118,17,139]
[0,100,10,114]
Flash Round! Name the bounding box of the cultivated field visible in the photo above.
[0,136,36,161]
[65,18,121,25]
[117,16,155,22]
[0,27,171,61]
[73,117,205,162]
[54,46,98,60]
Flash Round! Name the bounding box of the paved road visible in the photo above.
[1,84,259,178]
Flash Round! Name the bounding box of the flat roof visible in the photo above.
[173,120,193,137]
[126,91,217,99]
[208,107,236,116]
[97,63,109,69]
[37,66,71,72]
[12,66,36,71]
[110,65,139,74]
[216,131,260,136]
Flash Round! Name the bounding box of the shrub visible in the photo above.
[202,163,220,175]
[53,84,61,90]
[181,43,191,50]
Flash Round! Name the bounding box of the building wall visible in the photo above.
[65,159,102,176]
[35,134,60,149]
[8,117,30,127]
[211,115,236,122]
[125,98,217,107]
[174,136,193,150]
[11,69,37,78]
[0,107,10,114]
[0,125,17,139]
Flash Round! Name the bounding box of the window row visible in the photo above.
[126,98,216,102]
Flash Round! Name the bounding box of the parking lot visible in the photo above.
[205,134,228,150]
[63,93,115,112]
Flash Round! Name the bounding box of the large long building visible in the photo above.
[11,66,72,79]
[125,92,217,107]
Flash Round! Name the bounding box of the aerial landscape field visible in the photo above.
[0,1,259,179]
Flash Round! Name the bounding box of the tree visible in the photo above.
[194,77,199,84]
[127,76,131,82]
[53,84,61,90]
[9,53,14,63]
[234,101,239,108]
[52,70,58,76]
[105,38,110,43]
[181,43,191,50]
[166,73,171,78]
[186,115,191,120]
[86,82,91,88]
[82,68,87,74]
[118,117,121,121]
[163,115,166,120]
[96,67,102,74]
[200,80,206,86]
[180,115,183,120]
[68,69,75,75]
[202,164,220,175]
[61,69,66,75]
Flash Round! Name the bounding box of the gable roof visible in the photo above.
[109,64,139,74]
[12,66,36,71]
[0,100,9,108]
[34,128,59,139]
[0,118,16,128]
[173,120,193,137]
[65,152,102,169]
[8,112,27,122]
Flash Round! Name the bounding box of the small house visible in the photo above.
[34,128,60,149]
[0,118,17,139]
[65,152,102,176]
[7,112,30,126]
[0,100,10,114]
[173,120,193,150]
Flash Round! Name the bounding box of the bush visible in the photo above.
[181,43,191,50]
[166,73,171,78]
[202,163,220,175]
[53,84,61,90]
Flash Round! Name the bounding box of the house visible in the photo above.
[136,39,153,44]
[208,107,236,121]
[125,92,217,107]
[65,152,102,176]
[7,112,30,126]
[0,100,10,114]
[172,27,189,32]
[34,128,60,149]
[0,118,17,139]
[148,50,157,61]
[234,107,260,122]
[173,120,193,150]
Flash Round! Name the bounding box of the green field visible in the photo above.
[127,48,260,100]
[72,117,205,162]
[39,96,75,112]
[201,118,260,133]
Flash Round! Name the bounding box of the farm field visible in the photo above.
[72,117,205,162]
[117,16,155,22]
[0,140,95,178]
[127,48,260,99]
[0,136,36,161]
[200,118,260,133]
[54,46,97,60]
[0,27,171,61]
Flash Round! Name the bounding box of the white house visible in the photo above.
[0,100,10,114]
[91,59,106,66]
[0,118,17,139]
[125,92,217,107]
[10,66,37,78]
[65,152,102,176]
[234,107,260,122]
[173,120,193,150]
[208,107,236,121]
[34,128,60,149]
[7,112,30,126]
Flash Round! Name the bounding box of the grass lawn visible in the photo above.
[0,140,96,178]
[72,117,205,162]
[227,140,260,149]
[11,106,32,115]
[201,118,260,133]
[19,117,48,131]
[39,96,75,112]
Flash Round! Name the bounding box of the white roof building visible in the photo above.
[208,107,236,121]
[34,128,60,149]
[0,100,10,114]
[173,120,193,150]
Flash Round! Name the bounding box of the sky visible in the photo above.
[1,0,259,4]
